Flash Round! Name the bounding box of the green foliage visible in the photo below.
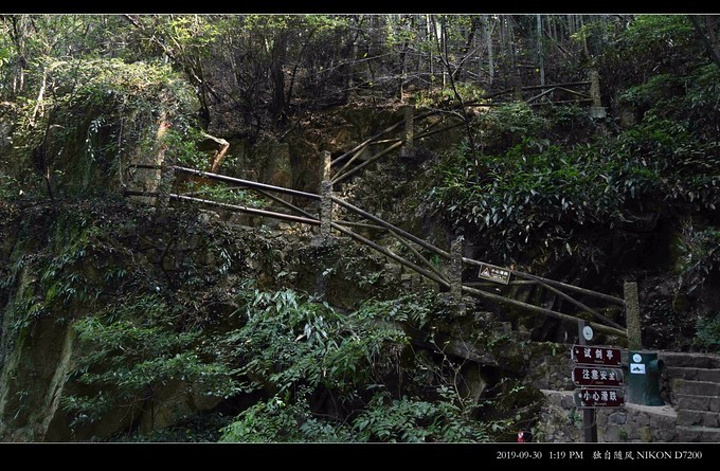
[605,15,699,82]
[677,225,720,295]
[219,392,355,442]
[354,291,436,327]
[63,293,240,430]
[180,181,268,208]
[427,96,720,270]
[351,392,491,442]
[0,174,21,200]
[8,57,198,197]
[694,314,720,353]
[3,204,137,337]
[160,125,205,168]
[622,16,696,58]
[476,102,549,152]
[222,286,409,399]
[165,15,223,53]
[217,286,510,443]
[414,82,487,108]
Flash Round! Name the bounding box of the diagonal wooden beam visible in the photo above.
[535,279,624,330]
[461,285,627,338]
[169,193,321,225]
[172,166,321,201]
[331,141,404,185]
[331,222,450,289]
[389,231,449,284]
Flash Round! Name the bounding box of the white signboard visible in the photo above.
[477,263,511,285]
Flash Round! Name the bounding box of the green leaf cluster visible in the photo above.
[7,57,199,197]
[63,293,241,430]
[695,314,720,353]
[427,98,720,270]
[218,287,505,442]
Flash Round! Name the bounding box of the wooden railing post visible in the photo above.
[449,235,465,316]
[320,180,334,240]
[624,281,642,349]
[589,70,606,119]
[322,150,332,183]
[400,97,415,158]
[156,164,175,210]
[315,151,336,299]
[319,151,334,240]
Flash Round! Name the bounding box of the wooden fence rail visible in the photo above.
[123,74,621,339]
[128,163,627,339]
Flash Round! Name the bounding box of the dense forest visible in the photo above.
[0,14,719,443]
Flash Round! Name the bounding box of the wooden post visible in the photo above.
[578,320,598,443]
[322,150,332,182]
[449,235,465,316]
[156,164,175,210]
[320,180,334,240]
[624,281,642,350]
[313,151,335,299]
[589,70,606,119]
[400,97,415,158]
[590,70,602,108]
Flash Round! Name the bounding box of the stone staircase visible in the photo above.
[659,351,720,442]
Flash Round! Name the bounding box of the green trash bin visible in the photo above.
[627,351,665,406]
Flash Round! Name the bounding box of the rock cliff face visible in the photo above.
[0,197,416,441]
[0,195,551,442]
[0,103,431,441]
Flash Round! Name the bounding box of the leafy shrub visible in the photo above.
[63,294,240,432]
[8,58,199,197]
[677,225,720,295]
[426,96,720,272]
[219,392,355,442]
[217,286,511,443]
[694,314,720,353]
[351,392,492,442]
[221,286,410,400]
[177,180,268,208]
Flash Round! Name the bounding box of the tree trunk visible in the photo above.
[504,15,522,100]
[689,15,720,72]
[537,14,545,86]
[398,16,410,100]
[485,16,495,83]
[269,29,288,128]
[346,16,362,101]
[458,16,481,82]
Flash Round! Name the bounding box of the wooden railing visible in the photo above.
[124,163,628,340]
[122,71,628,340]
[329,72,602,185]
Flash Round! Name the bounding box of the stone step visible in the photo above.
[672,379,720,397]
[658,351,720,369]
[666,366,720,383]
[677,409,720,428]
[675,394,720,413]
[676,425,720,442]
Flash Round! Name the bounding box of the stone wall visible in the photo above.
[537,389,678,442]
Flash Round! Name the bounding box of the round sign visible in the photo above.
[632,353,642,363]
[582,325,593,341]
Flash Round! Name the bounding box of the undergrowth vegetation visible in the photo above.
[2,58,203,199]
[0,197,529,442]
[216,287,512,443]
